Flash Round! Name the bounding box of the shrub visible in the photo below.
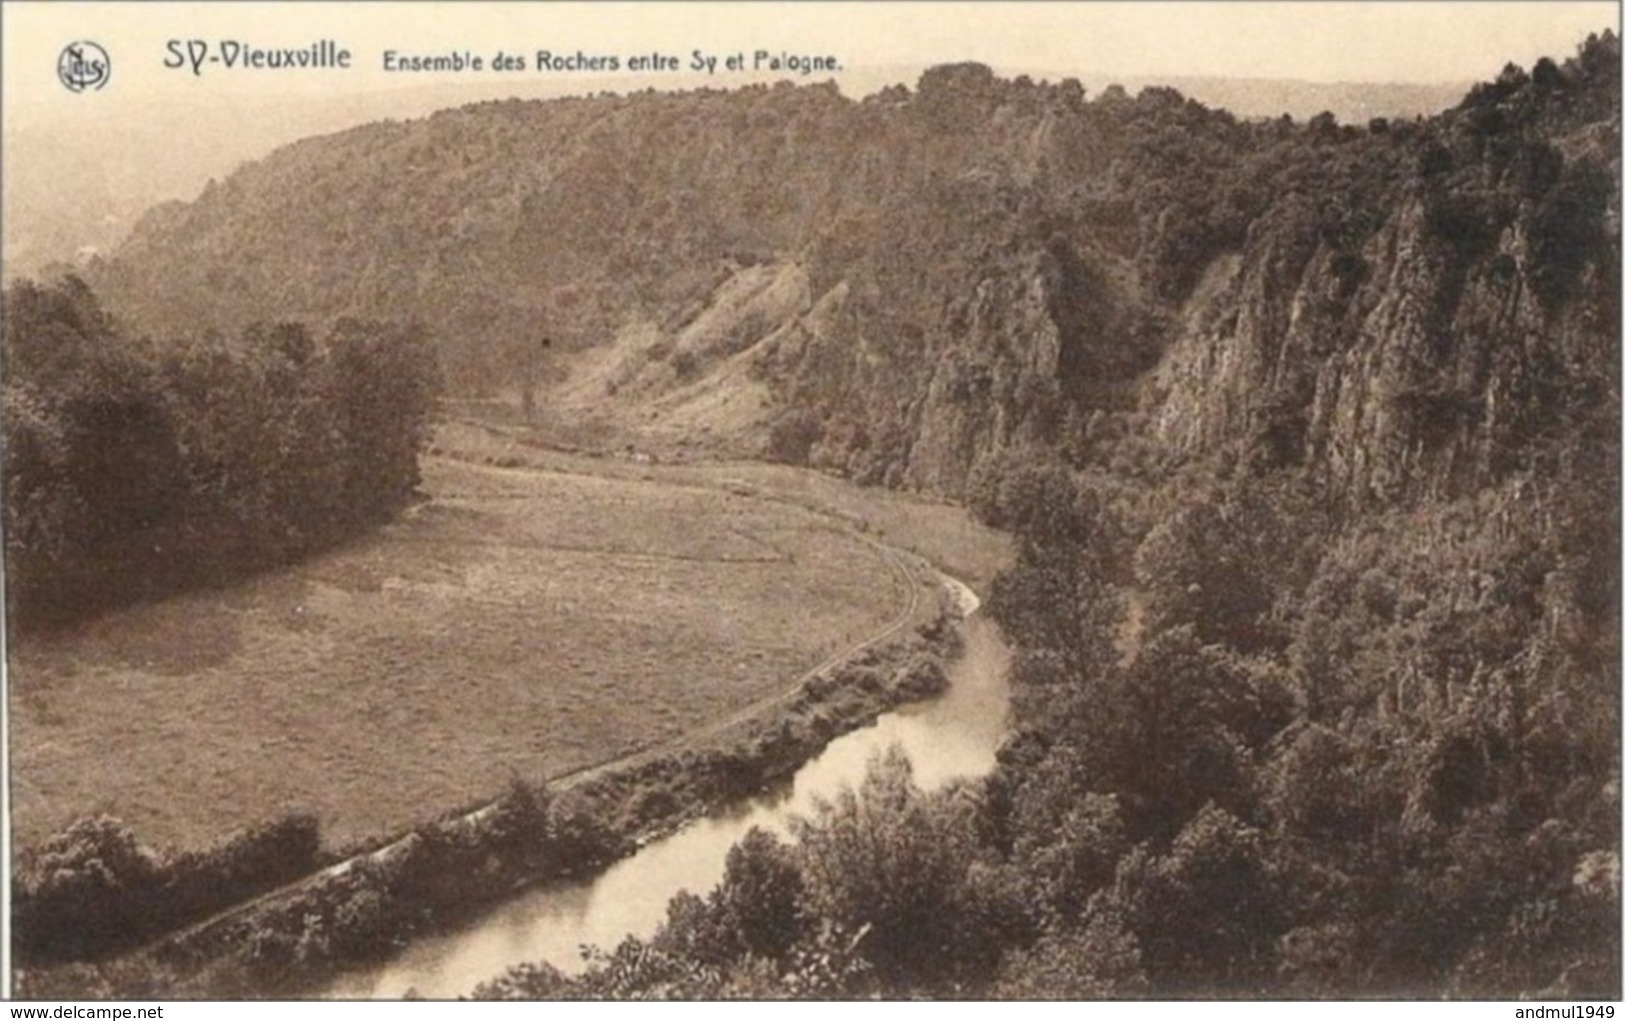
[14,811,323,963]
[793,748,987,986]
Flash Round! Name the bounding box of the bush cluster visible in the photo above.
[14,813,320,962]
[3,276,439,626]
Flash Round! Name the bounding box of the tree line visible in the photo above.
[3,275,439,626]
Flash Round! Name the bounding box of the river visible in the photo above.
[327,577,1010,999]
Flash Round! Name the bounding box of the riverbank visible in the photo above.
[336,582,1008,999]
[16,557,966,1001]
[14,423,1011,1000]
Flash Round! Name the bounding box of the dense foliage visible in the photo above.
[2,276,438,625]
[13,812,320,962]
[471,35,1620,1000]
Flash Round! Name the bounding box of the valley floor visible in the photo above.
[10,436,980,852]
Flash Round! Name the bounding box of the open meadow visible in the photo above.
[8,454,918,852]
[433,416,1014,593]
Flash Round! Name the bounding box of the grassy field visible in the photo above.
[433,417,1014,593]
[9,455,921,851]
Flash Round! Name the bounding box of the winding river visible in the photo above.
[327,577,1010,999]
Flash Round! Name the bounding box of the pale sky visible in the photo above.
[4,1,1617,123]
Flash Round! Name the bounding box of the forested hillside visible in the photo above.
[485,37,1617,1000]
[91,42,1618,503]
[69,32,1622,998]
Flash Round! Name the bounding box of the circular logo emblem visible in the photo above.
[58,41,110,92]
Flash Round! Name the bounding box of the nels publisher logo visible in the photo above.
[58,41,110,92]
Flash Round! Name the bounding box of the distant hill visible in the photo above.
[1080,74,1469,122]
[5,70,1464,279]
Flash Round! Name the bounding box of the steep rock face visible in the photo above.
[1153,134,1617,508]
[908,261,1064,494]
[798,239,1137,492]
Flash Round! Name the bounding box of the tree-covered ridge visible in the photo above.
[3,276,439,625]
[467,35,1620,1000]
[89,37,1619,512]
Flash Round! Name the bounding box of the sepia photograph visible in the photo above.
[1,0,1620,1006]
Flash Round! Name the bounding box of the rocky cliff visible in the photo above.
[89,38,1619,507]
